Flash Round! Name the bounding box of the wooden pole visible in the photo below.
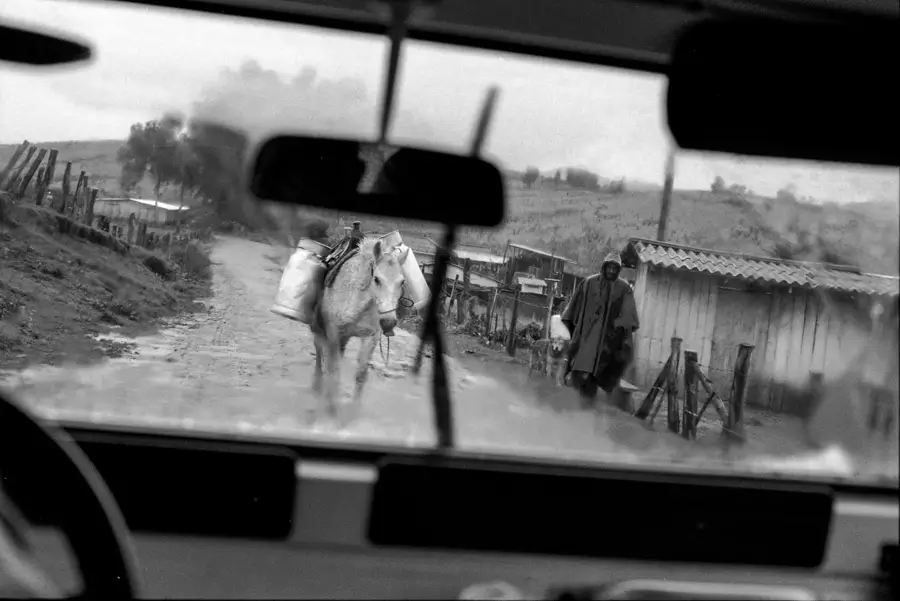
[486,287,499,339]
[85,188,98,226]
[0,140,29,187]
[15,147,47,199]
[35,149,58,206]
[682,349,699,439]
[5,145,35,192]
[666,337,682,434]
[69,170,86,217]
[77,175,89,220]
[695,369,729,424]
[634,355,672,420]
[506,285,521,357]
[656,149,676,242]
[57,162,72,213]
[458,258,471,324]
[543,280,556,339]
[446,274,460,320]
[726,343,754,443]
[33,167,45,201]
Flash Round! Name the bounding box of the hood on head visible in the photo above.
[600,251,623,271]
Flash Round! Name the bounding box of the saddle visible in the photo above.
[321,234,362,288]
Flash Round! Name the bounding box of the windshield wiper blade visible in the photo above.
[412,226,456,450]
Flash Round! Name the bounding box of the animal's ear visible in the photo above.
[372,240,383,262]
[397,245,410,265]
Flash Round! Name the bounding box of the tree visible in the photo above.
[564,167,599,191]
[522,166,540,188]
[711,176,726,194]
[117,115,184,199]
[553,170,561,189]
[776,185,797,203]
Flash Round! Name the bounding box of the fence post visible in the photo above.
[543,281,556,339]
[667,337,682,433]
[15,147,47,198]
[1,140,29,188]
[682,350,698,439]
[34,167,45,201]
[85,188,98,226]
[69,171,86,217]
[35,149,58,206]
[634,355,671,420]
[458,258,471,324]
[446,274,460,320]
[5,145,35,192]
[506,285,521,357]
[726,343,754,443]
[485,288,499,340]
[56,161,72,213]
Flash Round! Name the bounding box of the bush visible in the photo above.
[142,254,173,280]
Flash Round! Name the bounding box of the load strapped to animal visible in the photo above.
[270,225,432,425]
[270,227,430,325]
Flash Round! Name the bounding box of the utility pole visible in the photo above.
[656,148,676,242]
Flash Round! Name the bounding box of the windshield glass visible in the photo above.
[1,0,897,486]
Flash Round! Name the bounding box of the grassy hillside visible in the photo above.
[3,140,897,276]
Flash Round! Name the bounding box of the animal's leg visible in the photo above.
[312,336,324,395]
[343,334,377,427]
[528,349,535,378]
[322,324,342,419]
[339,337,349,357]
[544,346,552,378]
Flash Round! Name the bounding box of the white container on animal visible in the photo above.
[271,238,330,323]
[397,243,430,313]
[549,314,571,341]
[380,230,402,250]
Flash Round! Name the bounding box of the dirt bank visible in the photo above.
[0,199,211,371]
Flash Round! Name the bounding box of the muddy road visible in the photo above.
[0,236,866,475]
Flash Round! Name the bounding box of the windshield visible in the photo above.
[1,0,897,486]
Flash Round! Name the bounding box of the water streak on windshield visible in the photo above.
[0,0,897,485]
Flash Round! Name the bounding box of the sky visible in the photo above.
[1,0,897,204]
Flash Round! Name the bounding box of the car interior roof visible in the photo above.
[100,0,898,72]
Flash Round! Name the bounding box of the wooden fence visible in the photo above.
[1,139,98,225]
[1,139,197,253]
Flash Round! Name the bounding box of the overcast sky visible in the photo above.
[1,0,897,204]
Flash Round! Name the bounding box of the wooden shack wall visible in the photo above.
[631,264,884,415]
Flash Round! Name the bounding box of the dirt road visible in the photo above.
[0,236,868,476]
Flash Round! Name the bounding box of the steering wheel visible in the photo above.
[0,391,140,598]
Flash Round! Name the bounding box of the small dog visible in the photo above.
[528,337,570,386]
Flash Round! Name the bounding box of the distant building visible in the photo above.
[92,197,190,226]
[502,242,583,296]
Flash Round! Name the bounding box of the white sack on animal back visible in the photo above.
[550,314,571,341]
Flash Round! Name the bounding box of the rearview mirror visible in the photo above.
[249,136,506,227]
[667,18,897,167]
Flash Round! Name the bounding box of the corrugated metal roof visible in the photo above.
[508,242,575,263]
[96,197,189,212]
[625,237,899,298]
[453,248,506,264]
[515,274,546,287]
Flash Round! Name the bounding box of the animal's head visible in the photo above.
[360,238,409,336]
[549,338,567,355]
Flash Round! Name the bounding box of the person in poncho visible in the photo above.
[561,251,640,407]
